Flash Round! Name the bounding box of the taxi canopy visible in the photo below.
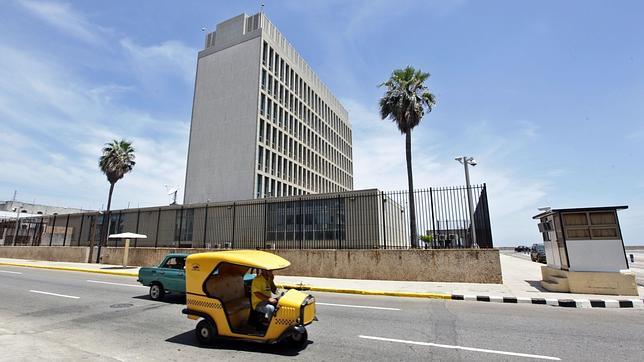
[187,250,291,271]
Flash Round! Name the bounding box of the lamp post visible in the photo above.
[455,156,478,248]
[12,206,22,245]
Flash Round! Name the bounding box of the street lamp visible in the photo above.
[12,207,21,246]
[455,156,478,248]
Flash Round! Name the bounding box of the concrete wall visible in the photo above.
[274,249,502,283]
[0,246,89,263]
[0,246,502,284]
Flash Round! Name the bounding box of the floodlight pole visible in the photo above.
[457,156,478,248]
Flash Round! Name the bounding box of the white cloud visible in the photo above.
[17,0,104,44]
[120,38,197,86]
[0,42,189,211]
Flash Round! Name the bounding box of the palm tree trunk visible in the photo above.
[405,130,418,248]
[96,182,115,263]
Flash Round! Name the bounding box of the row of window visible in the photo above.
[260,69,351,158]
[259,93,352,175]
[261,41,351,153]
[257,144,350,195]
[257,174,309,199]
[257,117,352,189]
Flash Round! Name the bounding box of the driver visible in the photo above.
[251,269,278,321]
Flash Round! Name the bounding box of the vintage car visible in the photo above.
[137,253,189,301]
[181,250,316,348]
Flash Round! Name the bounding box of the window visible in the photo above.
[562,211,620,240]
[162,257,185,270]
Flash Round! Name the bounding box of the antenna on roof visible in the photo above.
[164,184,179,205]
[260,2,265,13]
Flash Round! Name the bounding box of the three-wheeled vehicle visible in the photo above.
[181,250,316,348]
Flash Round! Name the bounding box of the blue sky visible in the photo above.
[0,0,643,246]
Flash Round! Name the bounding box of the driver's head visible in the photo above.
[262,269,273,278]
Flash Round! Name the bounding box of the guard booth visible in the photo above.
[533,206,638,296]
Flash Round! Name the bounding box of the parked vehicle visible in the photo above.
[137,253,189,301]
[515,245,530,253]
[182,250,316,348]
[531,244,546,263]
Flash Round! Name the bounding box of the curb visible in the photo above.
[2,262,642,308]
[279,284,643,309]
[0,262,138,277]
[448,294,644,309]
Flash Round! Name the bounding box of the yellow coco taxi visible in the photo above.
[181,250,316,348]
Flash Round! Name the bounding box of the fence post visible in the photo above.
[154,208,161,248]
[32,217,42,246]
[135,209,141,247]
[62,214,70,246]
[429,187,436,248]
[178,205,184,247]
[77,214,85,246]
[337,194,342,249]
[202,205,208,249]
[263,200,268,247]
[381,192,387,249]
[49,215,56,246]
[231,202,237,248]
[299,197,303,250]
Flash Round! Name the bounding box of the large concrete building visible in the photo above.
[184,13,353,204]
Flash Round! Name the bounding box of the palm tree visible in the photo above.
[96,139,135,262]
[379,66,436,248]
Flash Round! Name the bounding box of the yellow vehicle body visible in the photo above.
[182,250,316,346]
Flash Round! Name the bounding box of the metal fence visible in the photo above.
[0,184,492,250]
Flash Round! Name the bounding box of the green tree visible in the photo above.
[379,66,436,248]
[97,139,135,262]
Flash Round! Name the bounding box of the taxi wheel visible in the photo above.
[288,328,308,349]
[149,283,165,301]
[196,320,216,345]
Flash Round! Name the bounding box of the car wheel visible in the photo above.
[149,283,165,301]
[288,328,308,349]
[196,319,216,345]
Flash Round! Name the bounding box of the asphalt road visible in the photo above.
[1,266,643,362]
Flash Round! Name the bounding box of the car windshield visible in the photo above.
[536,245,544,252]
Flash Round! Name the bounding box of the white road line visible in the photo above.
[0,270,22,274]
[316,302,400,311]
[87,280,147,288]
[29,290,80,299]
[358,335,561,361]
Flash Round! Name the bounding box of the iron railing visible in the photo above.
[0,184,492,249]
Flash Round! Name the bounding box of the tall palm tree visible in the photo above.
[379,66,436,248]
[96,139,135,262]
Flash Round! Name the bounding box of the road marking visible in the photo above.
[0,270,22,274]
[29,290,80,299]
[358,335,561,360]
[87,280,147,288]
[316,302,400,311]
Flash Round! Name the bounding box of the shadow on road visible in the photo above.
[165,330,312,356]
[132,294,186,305]
[100,266,138,270]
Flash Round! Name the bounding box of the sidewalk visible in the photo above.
[1,255,642,309]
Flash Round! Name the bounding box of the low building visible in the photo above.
[0,200,87,216]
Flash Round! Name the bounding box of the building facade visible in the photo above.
[184,13,353,204]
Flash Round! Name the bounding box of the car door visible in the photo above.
[159,256,185,293]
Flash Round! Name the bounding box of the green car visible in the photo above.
[137,253,257,301]
[137,253,189,301]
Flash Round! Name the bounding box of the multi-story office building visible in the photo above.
[184,13,353,204]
